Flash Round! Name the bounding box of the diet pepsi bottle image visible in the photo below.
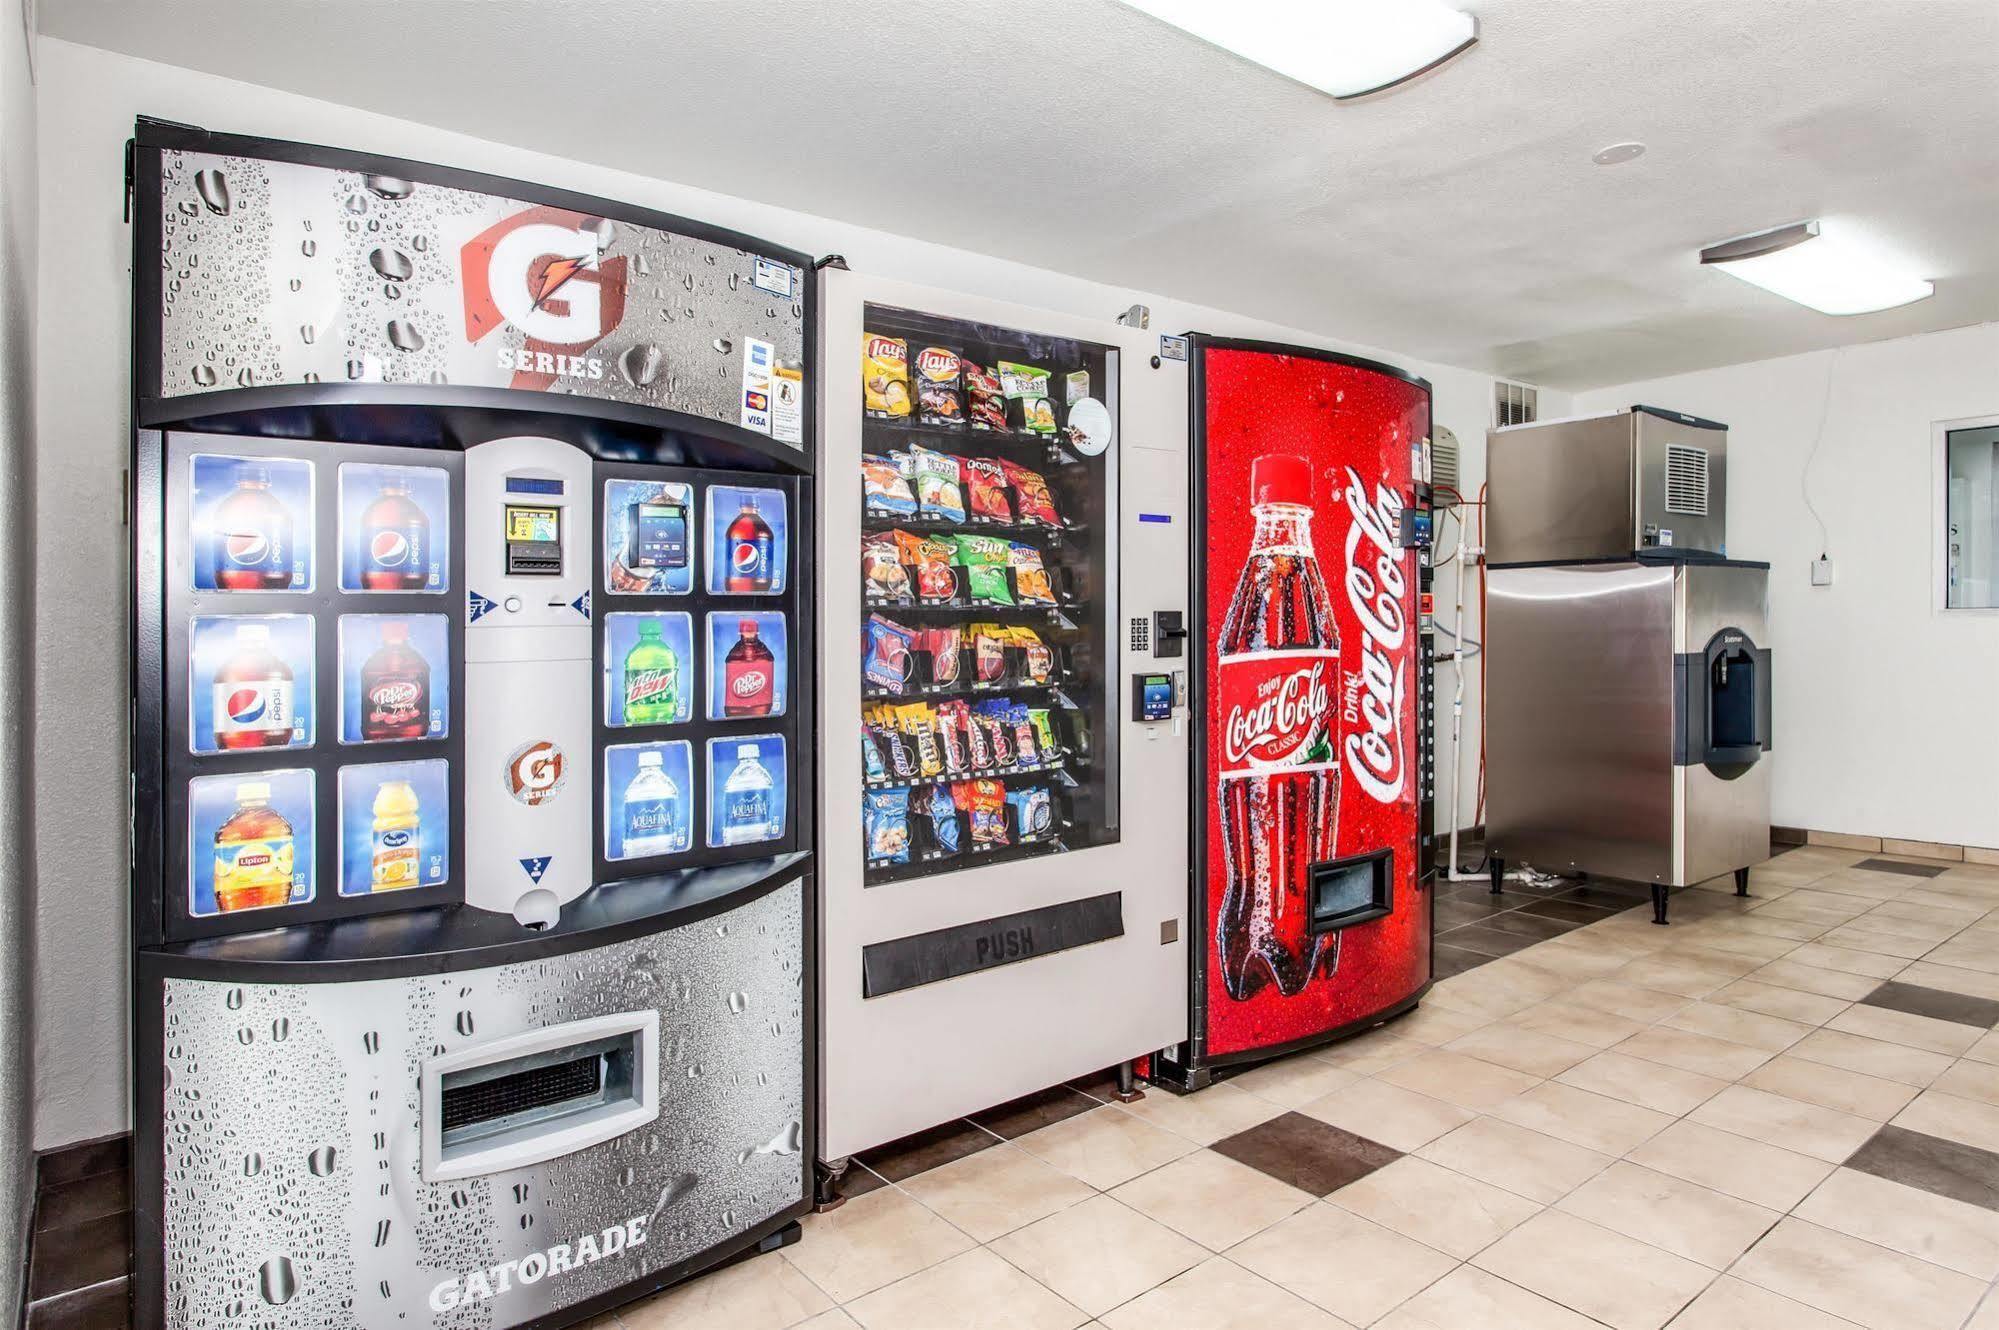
[720,743,779,845]
[208,464,295,590]
[212,622,296,750]
[359,476,430,590]
[621,750,684,857]
[725,497,775,593]
[723,618,777,717]
[359,622,430,742]
[1214,454,1342,1000]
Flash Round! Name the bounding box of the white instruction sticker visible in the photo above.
[752,258,794,298]
[771,360,804,446]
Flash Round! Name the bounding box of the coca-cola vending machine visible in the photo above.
[1152,338,1436,1089]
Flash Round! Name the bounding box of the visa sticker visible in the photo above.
[740,338,775,435]
[752,258,793,298]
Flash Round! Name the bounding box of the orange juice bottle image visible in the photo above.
[370,779,421,891]
[213,782,296,912]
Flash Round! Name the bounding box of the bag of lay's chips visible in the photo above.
[914,346,964,426]
[863,334,911,419]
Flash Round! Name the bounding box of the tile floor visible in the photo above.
[599,845,1999,1330]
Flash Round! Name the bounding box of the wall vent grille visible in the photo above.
[1664,444,1711,516]
[1431,426,1460,502]
[1495,382,1538,427]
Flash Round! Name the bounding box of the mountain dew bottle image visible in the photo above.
[370,779,422,892]
[623,620,679,724]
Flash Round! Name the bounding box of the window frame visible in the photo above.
[1935,412,1999,615]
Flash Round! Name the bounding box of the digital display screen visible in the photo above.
[628,500,688,569]
[1133,673,1174,722]
[506,506,560,545]
[505,477,565,496]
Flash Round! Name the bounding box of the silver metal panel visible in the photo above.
[815,269,1188,1163]
[158,880,804,1329]
[1674,564,1771,884]
[1486,564,1676,881]
[1486,413,1635,565]
[1635,414,1728,556]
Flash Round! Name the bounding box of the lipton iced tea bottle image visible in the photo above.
[360,621,430,741]
[214,782,296,913]
[209,463,295,590]
[212,622,297,750]
[370,779,421,891]
[360,475,430,590]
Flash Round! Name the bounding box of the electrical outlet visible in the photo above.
[1810,557,1835,587]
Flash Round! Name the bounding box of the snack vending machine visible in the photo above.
[128,121,815,1328]
[815,270,1188,1181]
[1152,338,1436,1089]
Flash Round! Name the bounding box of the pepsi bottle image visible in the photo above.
[725,498,775,593]
[212,623,296,750]
[209,465,295,590]
[360,476,430,590]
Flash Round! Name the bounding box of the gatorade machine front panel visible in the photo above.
[1154,337,1434,1086]
[129,121,816,1330]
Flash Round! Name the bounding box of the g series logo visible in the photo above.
[427,1216,648,1311]
[462,205,628,391]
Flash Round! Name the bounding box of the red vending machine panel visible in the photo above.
[1178,338,1432,1073]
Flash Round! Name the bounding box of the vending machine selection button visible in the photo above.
[503,596,523,613]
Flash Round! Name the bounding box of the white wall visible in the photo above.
[33,36,1539,1148]
[0,0,38,1310]
[1575,321,1999,850]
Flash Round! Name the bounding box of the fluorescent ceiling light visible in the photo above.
[1121,0,1477,100]
[1700,221,1934,316]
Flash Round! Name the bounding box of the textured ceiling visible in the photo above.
[39,0,1999,390]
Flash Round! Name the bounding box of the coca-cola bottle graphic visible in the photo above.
[1215,454,1341,1001]
[359,621,430,741]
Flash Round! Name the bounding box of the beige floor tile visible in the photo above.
[900,1141,1095,1243]
[1732,1217,1985,1330]
[1228,1202,1456,1326]
[1841,911,1965,945]
[1969,1029,1999,1066]
[1826,1004,1984,1057]
[1723,911,1836,942]
[1893,1088,1999,1152]
[1389,1003,1494,1046]
[1376,1263,1606,1329]
[1708,978,1851,1025]
[1816,926,1941,961]
[1751,899,1872,930]
[1470,1209,1713,1330]
[1895,960,1999,1002]
[1933,1057,1999,1106]
[1426,969,1557,1021]
[990,1194,1206,1319]
[1614,1026,1774,1080]
[1675,927,1799,962]
[1612,955,1745,1000]
[1509,1000,1650,1049]
[1562,979,1693,1023]
[1748,960,1886,1001]
[1555,1050,1726,1115]
[1098,1255,1356,1330]
[1782,888,1884,916]
[1310,1029,1429,1074]
[1492,1081,1673,1155]
[1786,943,1916,980]
[781,1186,975,1304]
[1416,1115,1612,1204]
[791,1313,863,1330]
[1443,1023,1597,1078]
[1685,1084,1877,1163]
[845,1248,1088,1330]
[1224,1052,1361,1109]
[1739,1055,1921,1121]
[1926,936,1999,975]
[1375,1049,1542,1112]
[1661,1000,1813,1052]
[1507,943,1635,984]
[1112,1081,1283,1146]
[1666,1276,1865,1329]
[1795,1167,1999,1279]
[1553,1161,1777,1269]
[1626,1119,1835,1210]
[1298,1078,1475,1152]
[1970,1294,1999,1330]
[1872,898,1989,928]
[1108,1148,1311,1252]
[1013,1105,1200,1190]
[620,1250,832,1330]
[1329,1154,1541,1259]
[1788,1028,1954,1087]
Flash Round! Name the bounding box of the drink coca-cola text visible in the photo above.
[1339,468,1409,804]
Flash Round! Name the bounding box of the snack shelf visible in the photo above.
[861,511,1084,541]
[863,599,1079,630]
[867,831,1073,885]
[862,678,1069,703]
[863,758,1079,794]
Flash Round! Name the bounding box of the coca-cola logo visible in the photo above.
[1221,658,1334,768]
[730,670,770,699]
[1340,468,1409,803]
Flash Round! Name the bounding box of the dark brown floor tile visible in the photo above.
[37,1170,130,1232]
[1861,981,1999,1030]
[1433,945,1491,979]
[1435,900,1506,931]
[1517,897,1622,926]
[1853,858,1948,879]
[855,1118,1000,1183]
[1434,886,1512,914]
[1845,1126,1999,1212]
[971,1085,1101,1139]
[1211,1111,1401,1195]
[28,1214,129,1301]
[36,1137,129,1190]
[1554,883,1651,908]
[1476,910,1582,942]
[26,1278,129,1330]
[1435,924,1539,959]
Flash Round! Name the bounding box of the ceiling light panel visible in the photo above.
[1122,0,1478,100]
[1700,221,1934,316]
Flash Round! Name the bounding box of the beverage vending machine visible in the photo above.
[1152,338,1437,1089]
[128,121,815,1328]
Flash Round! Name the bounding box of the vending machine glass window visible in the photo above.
[858,304,1118,884]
